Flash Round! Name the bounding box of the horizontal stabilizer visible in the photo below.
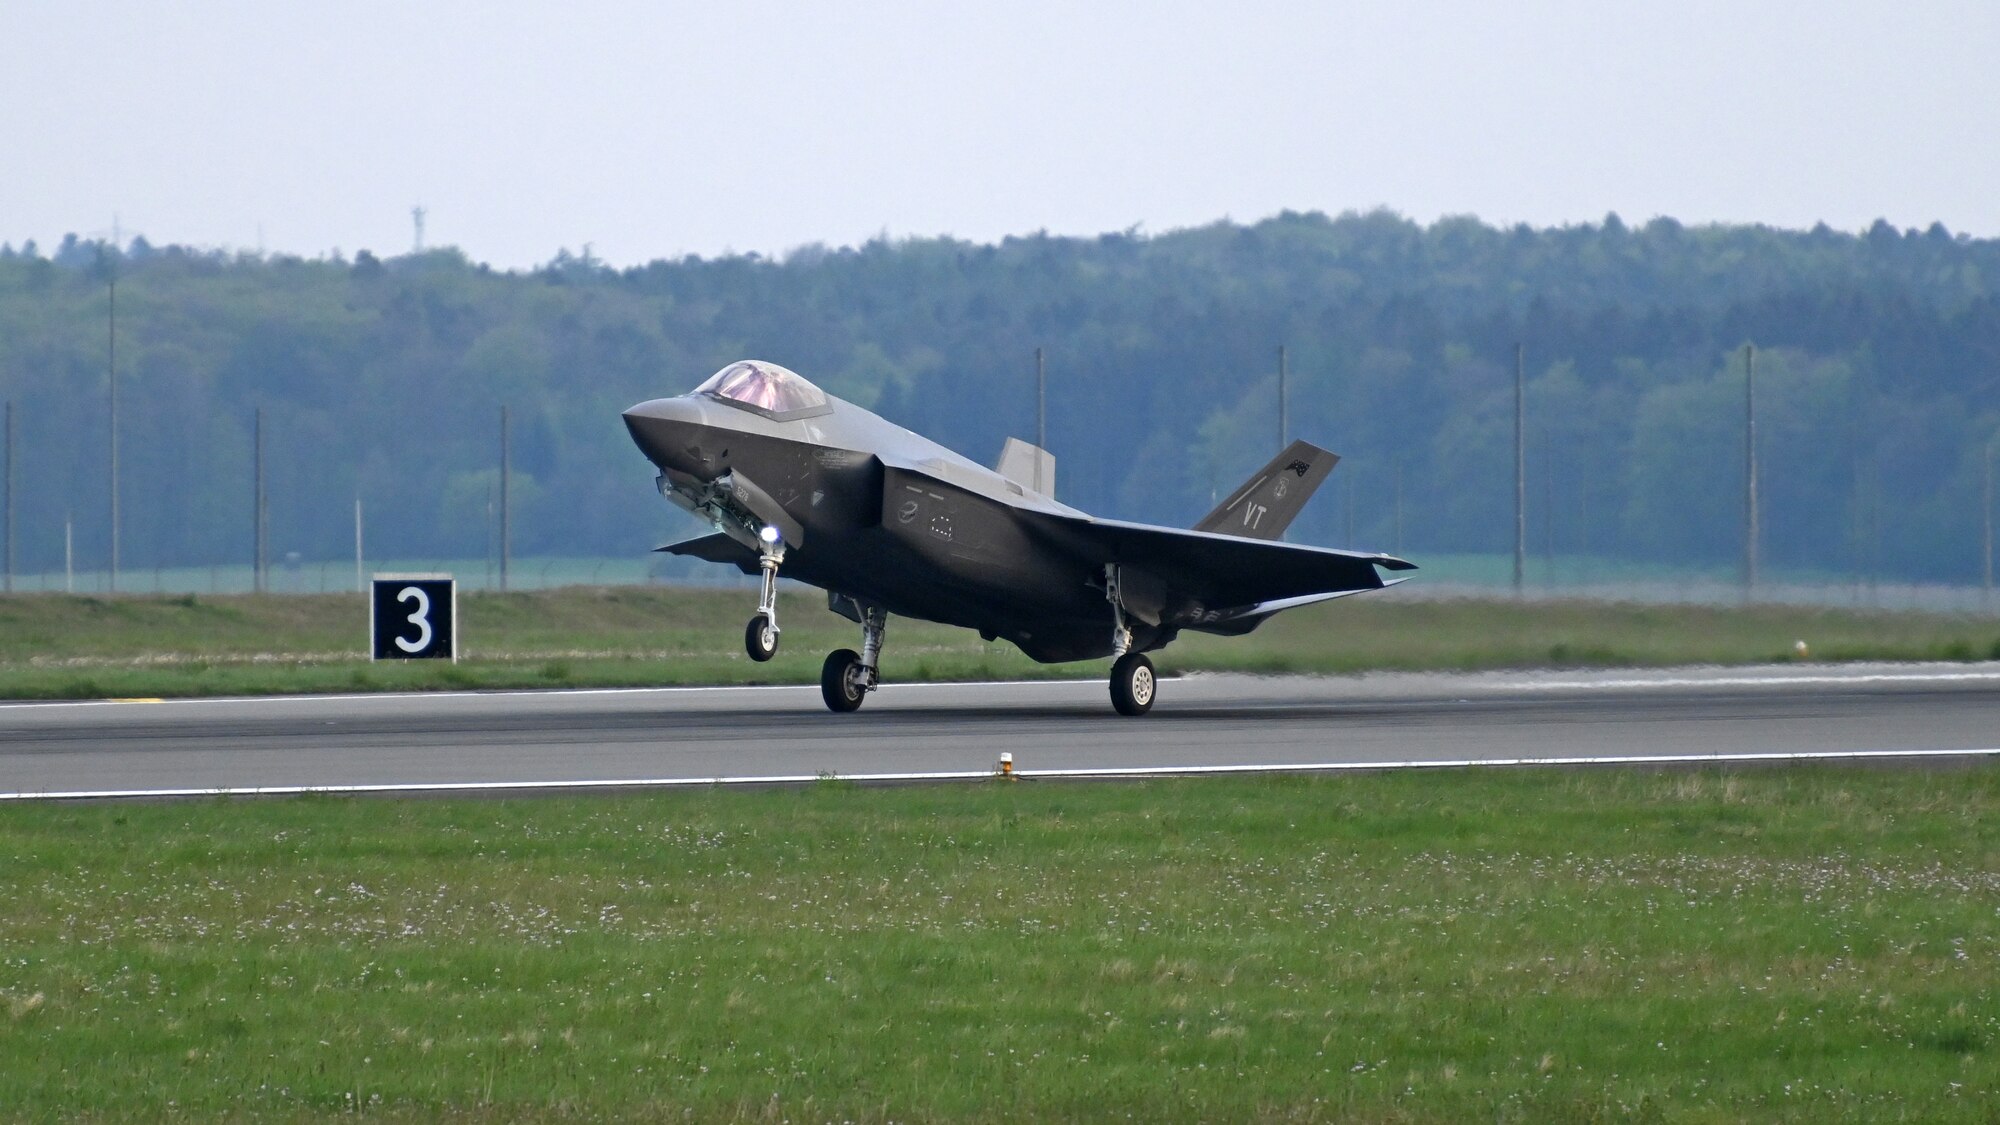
[1185,578,1411,637]
[1032,511,1415,609]
[1195,440,1337,541]
[995,438,1056,496]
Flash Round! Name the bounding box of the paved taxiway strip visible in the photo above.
[1,663,1996,800]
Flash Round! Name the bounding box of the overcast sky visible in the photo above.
[4,1,1996,269]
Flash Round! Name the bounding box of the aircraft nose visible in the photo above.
[622,396,707,427]
[622,397,722,478]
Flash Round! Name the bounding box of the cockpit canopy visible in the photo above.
[693,360,828,416]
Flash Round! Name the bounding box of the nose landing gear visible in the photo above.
[744,528,785,662]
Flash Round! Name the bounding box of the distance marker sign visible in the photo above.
[370,574,457,661]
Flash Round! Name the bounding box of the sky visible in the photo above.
[4,1,1997,270]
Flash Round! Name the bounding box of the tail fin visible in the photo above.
[1194,440,1337,540]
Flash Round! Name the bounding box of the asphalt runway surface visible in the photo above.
[2,662,1997,799]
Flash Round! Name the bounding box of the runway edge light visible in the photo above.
[998,752,1015,779]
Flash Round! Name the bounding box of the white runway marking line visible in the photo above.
[1509,670,2000,691]
[3,746,1994,802]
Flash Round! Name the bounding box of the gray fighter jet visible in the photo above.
[623,360,1414,715]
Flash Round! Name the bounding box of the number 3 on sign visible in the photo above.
[395,586,433,653]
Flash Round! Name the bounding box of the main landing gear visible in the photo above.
[1110,651,1156,716]
[744,529,785,662]
[1104,563,1155,716]
[821,601,886,713]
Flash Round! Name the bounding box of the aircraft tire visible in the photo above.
[1109,652,1156,716]
[745,614,779,662]
[820,649,867,712]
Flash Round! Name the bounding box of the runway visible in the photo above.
[2,663,1997,799]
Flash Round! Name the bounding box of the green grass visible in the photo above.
[1,769,1994,1121]
[0,586,1998,699]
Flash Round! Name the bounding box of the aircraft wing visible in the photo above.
[1030,513,1415,618]
[656,532,760,574]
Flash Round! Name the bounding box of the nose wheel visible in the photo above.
[745,614,779,662]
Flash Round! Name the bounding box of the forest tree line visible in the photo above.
[1,210,1997,583]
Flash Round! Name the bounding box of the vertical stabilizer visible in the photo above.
[1194,440,1337,540]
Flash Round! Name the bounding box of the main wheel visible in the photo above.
[745,614,779,662]
[1109,651,1156,716]
[820,648,867,713]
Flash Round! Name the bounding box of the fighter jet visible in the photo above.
[623,360,1414,715]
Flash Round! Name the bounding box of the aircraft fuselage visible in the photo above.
[623,359,1410,712]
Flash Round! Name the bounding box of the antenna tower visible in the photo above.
[411,206,427,254]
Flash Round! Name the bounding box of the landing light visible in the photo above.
[759,525,781,546]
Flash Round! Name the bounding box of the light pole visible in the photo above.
[1984,436,1994,606]
[253,408,266,594]
[3,401,12,594]
[1744,343,1759,594]
[1513,343,1525,594]
[1277,345,1288,450]
[1034,348,1046,451]
[106,266,119,592]
[1034,348,1047,494]
[354,496,365,595]
[1394,461,1404,557]
[500,406,511,592]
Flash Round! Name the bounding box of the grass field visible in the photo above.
[1,768,1994,1121]
[0,585,1998,700]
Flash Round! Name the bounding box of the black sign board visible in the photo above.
[370,574,457,661]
